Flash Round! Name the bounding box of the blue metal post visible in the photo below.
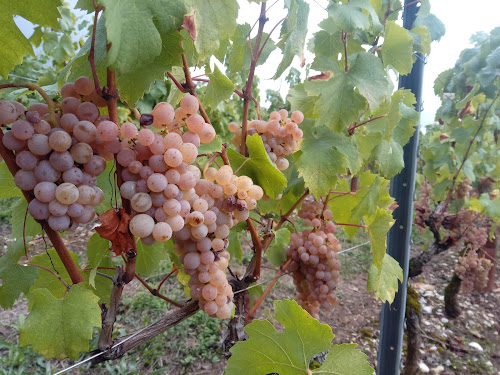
[376,0,425,373]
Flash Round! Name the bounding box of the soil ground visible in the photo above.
[0,223,499,375]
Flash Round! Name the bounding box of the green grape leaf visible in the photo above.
[227,230,243,262]
[305,53,389,132]
[135,240,169,277]
[312,343,374,375]
[20,284,101,360]
[30,249,78,298]
[75,0,94,12]
[367,253,403,303]
[188,0,239,60]
[266,228,291,267]
[433,68,454,97]
[227,134,287,199]
[413,13,445,42]
[382,21,414,75]
[0,239,38,308]
[0,0,62,78]
[226,299,334,374]
[0,163,22,198]
[294,124,350,197]
[198,136,223,154]
[84,233,113,297]
[99,0,185,74]
[326,0,381,33]
[274,0,310,79]
[60,18,183,105]
[95,161,119,214]
[351,177,381,221]
[10,199,42,239]
[226,299,373,375]
[204,63,235,108]
[286,83,318,120]
[410,25,431,56]
[365,208,394,269]
[373,139,405,178]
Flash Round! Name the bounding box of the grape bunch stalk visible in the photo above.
[228,109,304,170]
[285,198,341,318]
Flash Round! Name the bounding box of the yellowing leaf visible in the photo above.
[20,284,101,360]
[365,208,394,269]
[382,21,414,75]
[367,253,403,304]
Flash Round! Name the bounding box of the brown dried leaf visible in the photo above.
[182,15,196,41]
[95,209,135,255]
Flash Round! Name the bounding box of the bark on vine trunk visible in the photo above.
[409,241,453,278]
[444,273,462,318]
[402,285,422,375]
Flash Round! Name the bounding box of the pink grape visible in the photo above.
[61,97,80,114]
[76,102,99,122]
[74,76,94,96]
[28,199,50,220]
[147,173,168,192]
[84,155,106,176]
[49,151,74,172]
[15,151,38,171]
[34,120,51,135]
[137,128,155,146]
[97,120,119,141]
[61,82,79,99]
[14,170,37,190]
[120,122,138,139]
[49,131,72,152]
[163,132,183,149]
[163,148,183,167]
[117,148,136,167]
[34,181,57,202]
[129,214,155,237]
[70,142,93,164]
[73,121,97,143]
[11,120,34,140]
[0,101,19,124]
[152,102,175,127]
[180,95,199,115]
[48,215,71,231]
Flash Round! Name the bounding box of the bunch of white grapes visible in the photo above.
[0,76,118,232]
[228,109,304,171]
[119,94,218,244]
[285,198,341,318]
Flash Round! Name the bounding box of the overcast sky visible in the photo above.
[16,0,500,126]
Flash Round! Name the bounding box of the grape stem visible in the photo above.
[156,266,179,292]
[181,54,212,125]
[0,132,85,284]
[240,2,268,156]
[245,258,292,323]
[134,273,183,308]
[26,263,71,290]
[347,114,388,135]
[0,83,57,126]
[89,0,104,94]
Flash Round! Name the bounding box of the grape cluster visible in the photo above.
[228,109,304,171]
[414,181,433,232]
[455,248,492,293]
[170,164,263,319]
[285,199,341,318]
[0,76,115,232]
[118,94,233,244]
[456,178,473,199]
